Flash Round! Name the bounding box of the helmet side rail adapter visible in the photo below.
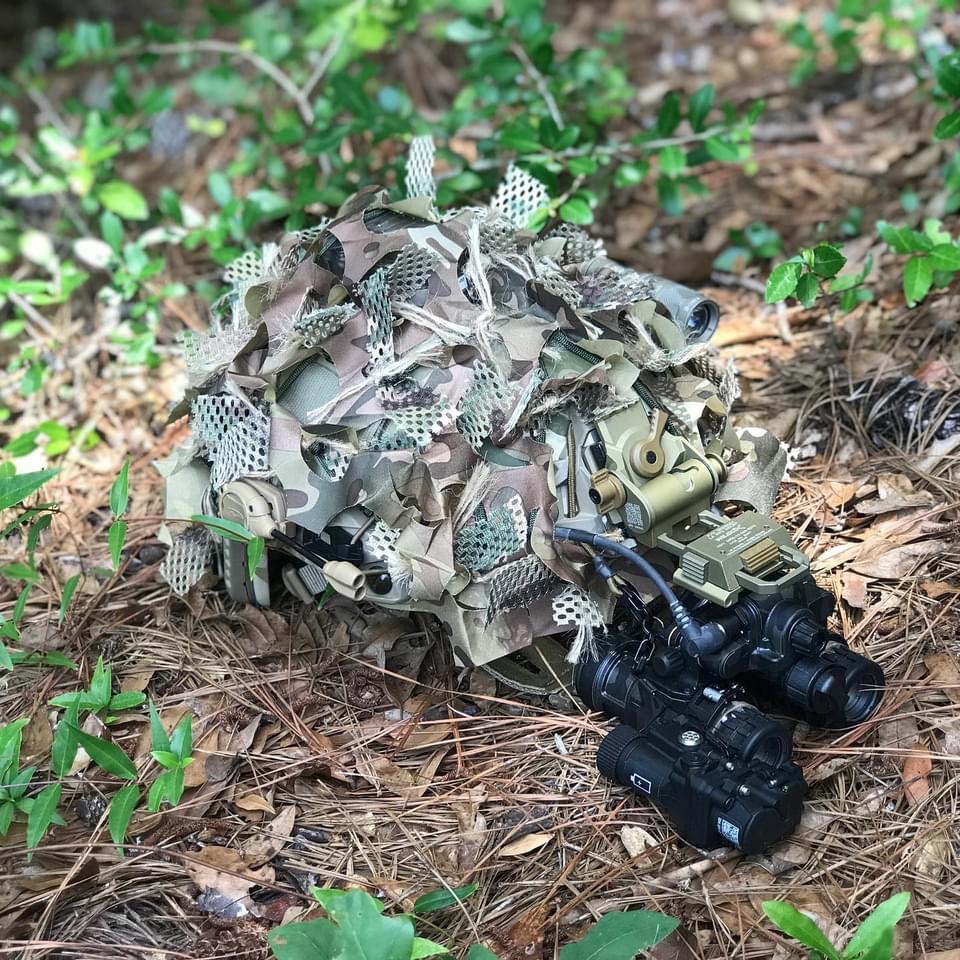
[159,137,886,853]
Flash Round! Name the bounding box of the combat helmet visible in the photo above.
[157,136,795,689]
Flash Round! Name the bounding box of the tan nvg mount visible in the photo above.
[591,403,808,608]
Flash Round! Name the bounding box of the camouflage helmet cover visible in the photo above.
[158,137,787,668]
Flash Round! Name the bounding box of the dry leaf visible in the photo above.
[902,745,933,806]
[207,715,262,782]
[363,751,445,799]
[921,580,959,600]
[620,825,658,858]
[841,572,871,609]
[21,710,53,760]
[850,540,948,578]
[913,357,950,386]
[243,805,296,866]
[856,473,936,515]
[120,669,155,693]
[186,846,275,918]
[500,831,552,857]
[234,792,276,814]
[924,653,960,705]
[493,900,551,960]
[913,829,948,880]
[183,725,219,788]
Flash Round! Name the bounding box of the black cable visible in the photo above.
[553,526,725,654]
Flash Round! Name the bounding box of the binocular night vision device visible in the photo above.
[565,534,885,853]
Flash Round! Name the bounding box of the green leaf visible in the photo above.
[51,699,80,777]
[190,514,253,542]
[841,892,911,960]
[148,701,170,753]
[559,196,593,225]
[0,718,28,777]
[246,536,265,574]
[936,51,960,98]
[445,18,493,43]
[687,83,714,133]
[935,111,960,141]
[876,221,931,254]
[903,256,933,304]
[560,911,679,960]
[657,145,686,177]
[96,181,149,220]
[655,92,682,136]
[208,171,233,206]
[151,749,179,769]
[613,162,646,187]
[795,272,820,308]
[811,243,847,279]
[414,883,478,914]
[929,243,960,273]
[467,948,498,960]
[108,783,139,849]
[108,519,127,571]
[107,691,145,713]
[147,766,185,811]
[89,656,112,707]
[26,782,60,850]
[705,137,739,162]
[71,727,137,780]
[321,889,415,960]
[765,261,802,303]
[109,458,130,517]
[0,470,59,513]
[268,918,340,960]
[656,176,682,216]
[100,210,123,254]
[170,713,193,763]
[411,938,449,959]
[762,901,841,960]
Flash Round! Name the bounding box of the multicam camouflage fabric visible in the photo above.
[158,137,787,670]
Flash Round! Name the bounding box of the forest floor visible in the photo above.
[2,1,960,958]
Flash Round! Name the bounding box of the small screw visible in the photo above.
[679,730,702,747]
[738,784,751,797]
[725,761,735,771]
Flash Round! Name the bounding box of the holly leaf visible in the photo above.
[560,911,679,960]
